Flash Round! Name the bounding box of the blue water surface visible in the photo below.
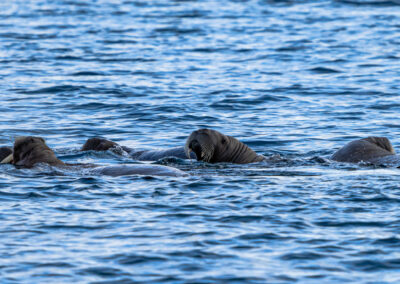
[1,0,400,283]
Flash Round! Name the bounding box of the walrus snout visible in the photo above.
[188,140,203,161]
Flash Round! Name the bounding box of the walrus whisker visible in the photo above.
[0,153,13,164]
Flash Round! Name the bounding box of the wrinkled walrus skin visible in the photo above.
[81,137,196,160]
[331,137,396,164]
[184,128,265,164]
[9,136,186,177]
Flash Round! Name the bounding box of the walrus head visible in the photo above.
[185,128,264,164]
[12,136,64,168]
[81,137,118,151]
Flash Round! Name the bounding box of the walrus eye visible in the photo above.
[221,138,226,144]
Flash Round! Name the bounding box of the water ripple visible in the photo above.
[2,0,400,282]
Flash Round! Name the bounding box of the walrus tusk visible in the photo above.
[0,153,13,164]
[187,148,192,162]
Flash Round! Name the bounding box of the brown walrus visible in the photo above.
[13,136,65,167]
[184,128,265,164]
[3,136,186,177]
[81,137,196,160]
[331,137,396,164]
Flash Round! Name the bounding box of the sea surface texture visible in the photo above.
[1,0,400,283]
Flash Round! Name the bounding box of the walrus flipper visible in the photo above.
[331,136,395,163]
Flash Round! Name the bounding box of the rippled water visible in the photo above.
[1,0,400,283]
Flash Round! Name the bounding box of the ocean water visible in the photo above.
[1,0,400,283]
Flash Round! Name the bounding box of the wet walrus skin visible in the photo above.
[7,136,186,177]
[81,137,196,160]
[184,128,265,164]
[331,137,396,164]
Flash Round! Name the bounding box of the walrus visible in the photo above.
[331,136,397,164]
[184,128,265,164]
[2,136,186,177]
[81,137,197,160]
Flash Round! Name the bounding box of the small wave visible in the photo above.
[281,251,327,260]
[153,27,204,35]
[335,0,400,6]
[70,71,106,76]
[314,220,389,227]
[21,85,84,94]
[37,224,109,231]
[342,258,400,272]
[167,249,234,259]
[372,237,400,246]
[78,266,129,278]
[309,67,341,74]
[238,232,289,240]
[368,103,400,110]
[108,253,167,265]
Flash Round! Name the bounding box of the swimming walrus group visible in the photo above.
[0,128,399,177]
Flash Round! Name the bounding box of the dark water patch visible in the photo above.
[0,190,47,200]
[153,27,204,35]
[314,221,389,227]
[342,258,400,272]
[78,266,130,278]
[102,39,138,44]
[55,56,82,61]
[187,47,230,53]
[217,215,267,223]
[280,251,327,261]
[53,206,102,213]
[309,67,341,74]
[335,0,400,6]
[97,57,156,63]
[37,224,110,231]
[368,103,400,110]
[237,232,290,240]
[21,85,85,94]
[0,32,57,40]
[347,195,400,203]
[373,237,400,246]
[70,71,106,76]
[167,249,235,260]
[105,253,167,265]
[276,45,308,52]
[30,262,75,268]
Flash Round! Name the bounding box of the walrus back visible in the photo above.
[331,136,395,163]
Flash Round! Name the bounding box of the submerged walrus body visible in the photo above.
[185,128,265,164]
[331,137,399,165]
[4,136,186,177]
[81,137,196,160]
